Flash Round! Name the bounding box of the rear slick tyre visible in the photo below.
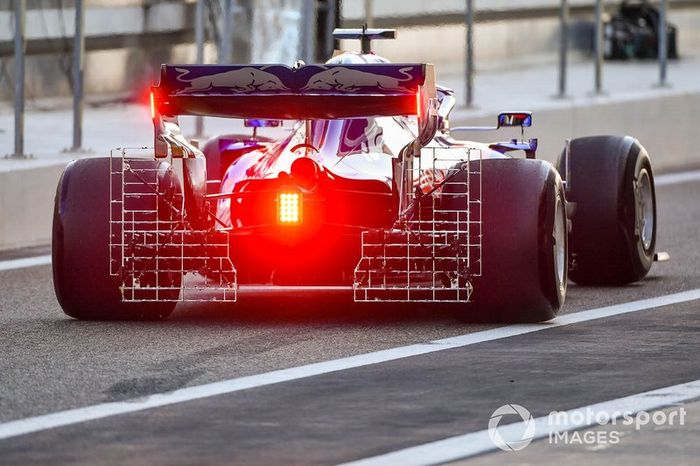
[557,136,656,285]
[52,157,180,320]
[445,158,567,323]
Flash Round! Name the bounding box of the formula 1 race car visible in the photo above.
[604,0,678,60]
[52,28,659,323]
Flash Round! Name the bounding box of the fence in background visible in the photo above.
[2,0,688,156]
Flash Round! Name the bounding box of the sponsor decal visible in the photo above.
[300,66,416,92]
[174,67,289,94]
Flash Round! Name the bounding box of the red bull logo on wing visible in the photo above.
[300,66,417,93]
[174,67,290,94]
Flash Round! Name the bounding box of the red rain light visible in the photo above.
[278,192,301,224]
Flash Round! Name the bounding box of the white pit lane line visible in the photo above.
[1,288,700,441]
[0,254,51,272]
[339,379,700,466]
[655,169,700,186]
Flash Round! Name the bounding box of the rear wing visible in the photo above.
[153,63,435,120]
[152,63,437,158]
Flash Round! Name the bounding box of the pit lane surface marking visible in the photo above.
[0,254,51,272]
[1,288,699,442]
[0,169,697,274]
[339,378,700,466]
[654,168,700,186]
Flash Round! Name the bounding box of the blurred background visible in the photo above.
[2,0,698,102]
[0,0,699,250]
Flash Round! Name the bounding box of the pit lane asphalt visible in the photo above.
[0,176,699,464]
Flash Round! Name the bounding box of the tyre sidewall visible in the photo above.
[620,145,656,281]
[540,170,568,311]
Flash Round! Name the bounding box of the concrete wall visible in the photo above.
[361,18,569,72]
[0,1,196,100]
[0,0,303,101]
[0,164,65,251]
[0,43,207,101]
[450,91,700,171]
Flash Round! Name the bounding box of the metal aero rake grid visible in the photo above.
[353,147,482,302]
[109,148,237,302]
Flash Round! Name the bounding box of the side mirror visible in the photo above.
[244,119,282,128]
[498,112,532,128]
